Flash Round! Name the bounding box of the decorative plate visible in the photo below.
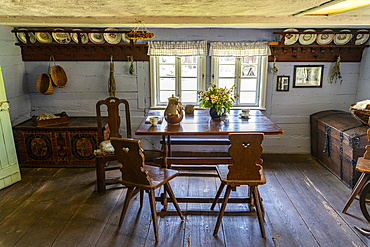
[88,30,105,44]
[103,28,121,44]
[122,33,130,43]
[299,29,317,45]
[71,29,88,44]
[316,29,335,45]
[16,28,36,44]
[35,32,52,44]
[282,28,299,45]
[52,28,71,44]
[355,29,369,45]
[334,29,352,45]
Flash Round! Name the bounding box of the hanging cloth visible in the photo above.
[209,41,271,57]
[147,40,207,56]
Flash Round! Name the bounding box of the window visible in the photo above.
[150,56,205,106]
[211,55,267,108]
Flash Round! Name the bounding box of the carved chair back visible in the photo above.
[227,133,264,181]
[110,137,151,186]
[96,97,132,143]
[364,118,370,159]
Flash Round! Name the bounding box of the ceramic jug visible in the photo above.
[164,94,183,125]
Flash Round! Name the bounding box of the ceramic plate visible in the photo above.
[299,29,317,45]
[88,30,105,44]
[103,28,121,44]
[71,29,88,44]
[122,33,130,43]
[16,28,36,44]
[355,29,369,45]
[316,29,335,45]
[282,28,299,45]
[52,28,71,44]
[334,29,352,45]
[35,32,52,44]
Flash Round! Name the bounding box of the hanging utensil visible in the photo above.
[109,55,116,97]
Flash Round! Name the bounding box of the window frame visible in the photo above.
[150,56,206,107]
[211,56,267,109]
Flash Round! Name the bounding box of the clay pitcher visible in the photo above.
[164,94,183,125]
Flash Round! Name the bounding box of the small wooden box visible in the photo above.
[31,112,69,127]
[310,110,370,188]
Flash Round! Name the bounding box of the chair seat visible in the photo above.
[121,165,179,190]
[356,158,370,173]
[216,164,266,186]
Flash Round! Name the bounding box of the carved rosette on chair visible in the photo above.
[164,94,183,125]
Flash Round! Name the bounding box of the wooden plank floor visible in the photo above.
[1,154,370,247]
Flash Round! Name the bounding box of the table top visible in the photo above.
[135,109,283,136]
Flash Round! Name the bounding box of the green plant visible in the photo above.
[330,56,342,84]
[198,83,235,114]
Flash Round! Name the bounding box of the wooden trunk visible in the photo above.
[310,110,370,188]
[13,117,107,168]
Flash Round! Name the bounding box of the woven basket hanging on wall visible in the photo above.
[36,73,54,95]
[50,65,68,88]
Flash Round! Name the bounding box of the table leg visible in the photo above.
[167,135,172,169]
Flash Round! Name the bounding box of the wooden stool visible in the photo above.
[342,158,370,213]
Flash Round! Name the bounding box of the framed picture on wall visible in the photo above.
[277,76,290,91]
[293,65,324,88]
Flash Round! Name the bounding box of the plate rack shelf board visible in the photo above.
[12,29,149,61]
[269,31,369,62]
[310,110,370,188]
[13,117,108,167]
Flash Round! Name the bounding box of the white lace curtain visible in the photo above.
[147,40,208,56]
[209,41,271,57]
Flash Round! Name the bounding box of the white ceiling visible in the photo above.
[0,0,370,28]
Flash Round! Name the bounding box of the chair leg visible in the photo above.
[148,189,159,242]
[213,185,232,237]
[140,190,144,208]
[96,158,106,195]
[253,186,266,238]
[118,186,135,227]
[164,182,184,220]
[256,187,264,213]
[211,182,225,210]
[342,173,369,213]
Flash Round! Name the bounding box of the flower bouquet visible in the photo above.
[198,83,235,118]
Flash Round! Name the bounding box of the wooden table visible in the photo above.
[135,109,283,207]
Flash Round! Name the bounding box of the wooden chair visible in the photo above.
[110,137,184,242]
[211,133,266,238]
[95,97,132,195]
[342,121,370,214]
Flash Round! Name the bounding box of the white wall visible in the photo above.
[21,28,365,153]
[0,26,30,125]
[357,47,370,102]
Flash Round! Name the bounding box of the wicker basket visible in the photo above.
[50,65,68,88]
[350,104,370,125]
[36,73,54,95]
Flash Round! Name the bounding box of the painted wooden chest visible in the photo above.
[13,117,106,168]
[310,110,370,188]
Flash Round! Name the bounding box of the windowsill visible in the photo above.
[150,106,266,110]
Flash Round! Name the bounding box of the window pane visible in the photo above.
[160,56,175,64]
[241,79,257,91]
[181,91,197,103]
[160,91,175,102]
[219,65,235,77]
[160,65,175,77]
[182,78,197,90]
[181,56,197,64]
[240,92,256,104]
[219,79,234,90]
[242,56,257,64]
[241,65,257,77]
[182,65,197,77]
[219,57,235,64]
[160,78,175,90]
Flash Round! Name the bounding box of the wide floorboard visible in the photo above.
[0,154,369,247]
